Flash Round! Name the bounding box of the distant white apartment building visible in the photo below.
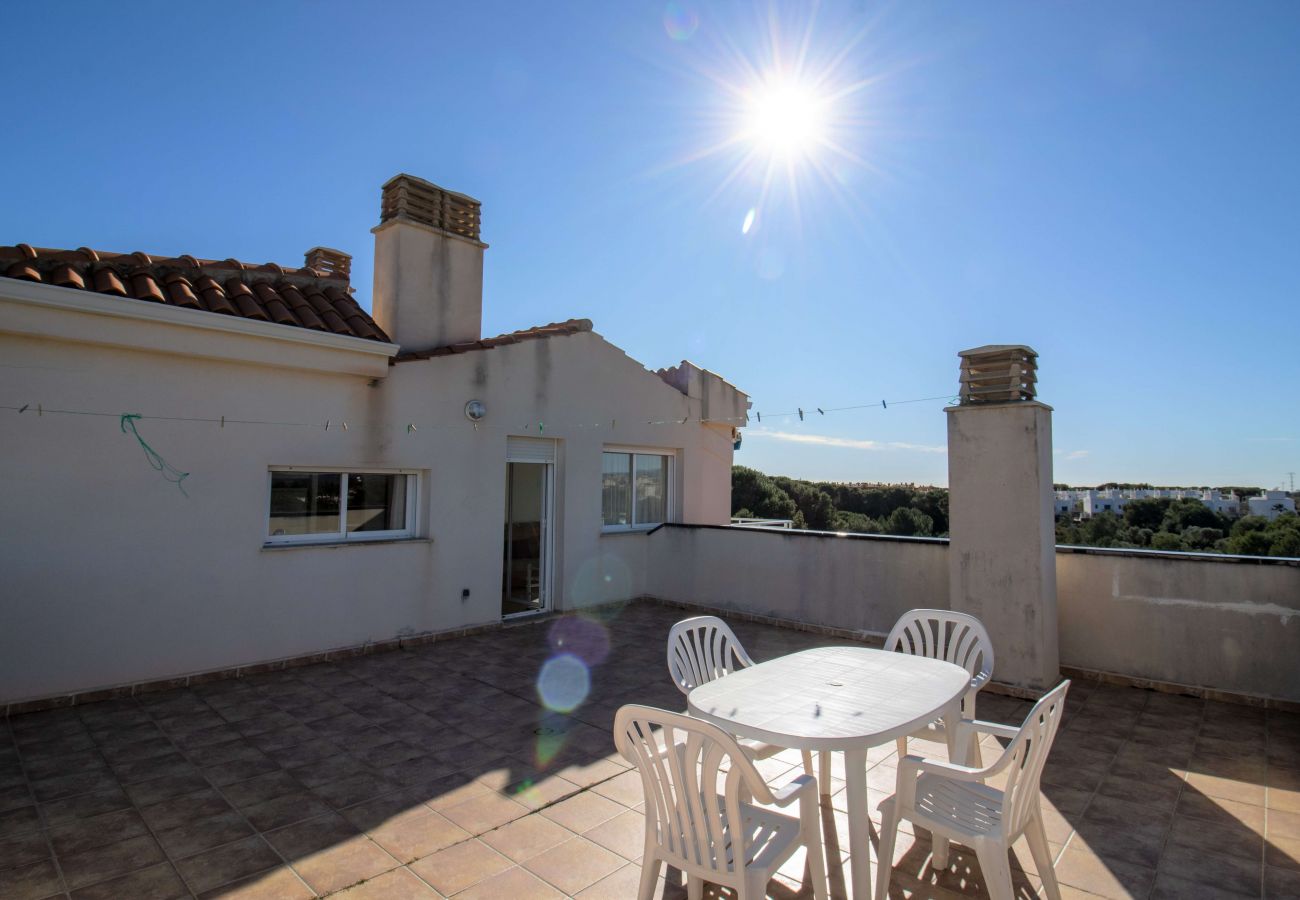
[1056,488,1243,519]
[1247,490,1297,520]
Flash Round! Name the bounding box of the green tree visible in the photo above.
[833,511,880,534]
[1161,499,1225,534]
[882,507,934,537]
[1082,512,1120,546]
[773,477,837,531]
[1150,532,1184,551]
[1123,497,1171,531]
[731,467,797,521]
[1227,530,1271,556]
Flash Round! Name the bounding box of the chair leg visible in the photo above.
[874,802,899,900]
[638,854,662,900]
[896,736,907,761]
[932,833,951,871]
[802,749,814,776]
[687,874,703,900]
[802,797,830,900]
[819,750,832,796]
[1025,813,1061,900]
[976,846,1015,900]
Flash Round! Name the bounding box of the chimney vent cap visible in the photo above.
[380,173,482,242]
[958,344,1038,405]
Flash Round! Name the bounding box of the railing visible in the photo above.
[729,517,794,529]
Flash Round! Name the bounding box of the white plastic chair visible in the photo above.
[875,680,1070,900]
[667,616,822,784]
[614,704,829,900]
[885,609,994,764]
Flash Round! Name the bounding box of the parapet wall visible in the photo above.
[642,526,1300,704]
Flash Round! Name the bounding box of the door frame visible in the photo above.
[502,446,557,619]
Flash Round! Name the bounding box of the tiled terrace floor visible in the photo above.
[2,601,1298,900]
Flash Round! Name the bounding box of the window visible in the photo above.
[267,469,416,544]
[602,450,671,530]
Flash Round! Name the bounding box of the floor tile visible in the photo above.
[155,809,255,859]
[173,835,282,895]
[407,839,512,895]
[481,813,574,863]
[1158,845,1261,897]
[440,792,529,835]
[366,809,469,863]
[0,857,64,900]
[538,791,623,832]
[50,807,150,857]
[140,789,236,834]
[59,834,166,890]
[454,864,565,899]
[241,791,333,832]
[195,864,314,899]
[289,834,399,895]
[582,808,646,861]
[331,866,442,898]
[522,835,626,896]
[68,860,189,900]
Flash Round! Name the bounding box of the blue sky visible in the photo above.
[3,2,1297,489]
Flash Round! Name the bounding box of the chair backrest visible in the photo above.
[885,609,994,685]
[667,616,755,696]
[995,680,1070,837]
[614,704,771,877]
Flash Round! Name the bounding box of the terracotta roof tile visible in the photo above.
[0,244,390,343]
[393,318,593,363]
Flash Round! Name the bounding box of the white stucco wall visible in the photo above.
[1056,548,1300,701]
[0,315,737,704]
[641,526,950,637]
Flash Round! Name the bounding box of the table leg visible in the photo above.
[844,747,871,900]
[942,699,967,766]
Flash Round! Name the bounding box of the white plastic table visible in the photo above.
[687,645,971,900]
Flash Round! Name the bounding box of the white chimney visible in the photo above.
[371,173,487,352]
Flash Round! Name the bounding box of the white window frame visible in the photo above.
[265,466,419,546]
[601,447,675,533]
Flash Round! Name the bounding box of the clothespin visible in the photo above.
[817,408,824,415]
[798,408,804,421]
[220,415,225,428]
[37,404,42,417]
[680,415,688,424]
[539,421,544,434]
[324,420,330,432]
[18,404,28,414]
[407,423,417,433]
[881,399,887,409]
[342,422,348,431]
[756,412,761,423]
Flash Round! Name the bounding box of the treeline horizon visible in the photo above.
[731,466,1299,557]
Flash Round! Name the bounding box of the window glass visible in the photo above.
[347,473,408,532]
[602,452,632,527]
[634,454,669,525]
[269,472,341,536]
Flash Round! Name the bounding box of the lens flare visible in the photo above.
[537,653,591,713]
[548,615,611,666]
[741,208,756,234]
[663,2,699,41]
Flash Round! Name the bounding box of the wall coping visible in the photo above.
[1056,543,1300,567]
[648,522,949,546]
[649,523,1300,566]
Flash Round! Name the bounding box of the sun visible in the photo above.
[742,80,828,160]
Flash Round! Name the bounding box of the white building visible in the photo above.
[1248,490,1297,520]
[0,173,749,707]
[1057,487,1241,519]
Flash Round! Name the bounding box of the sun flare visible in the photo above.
[742,80,828,159]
